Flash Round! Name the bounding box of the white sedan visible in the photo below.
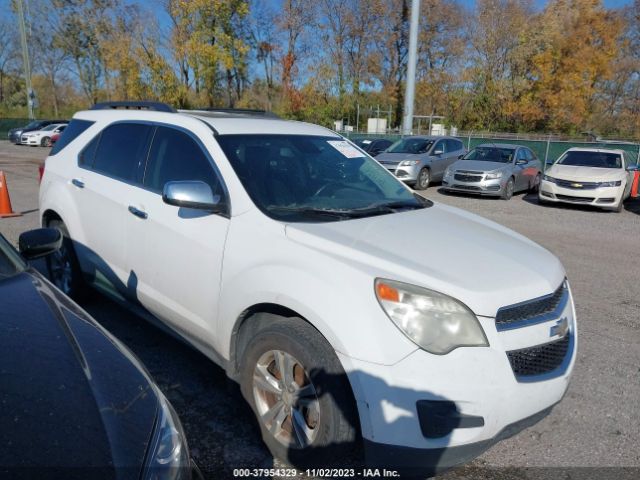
[539,147,638,212]
[20,123,67,147]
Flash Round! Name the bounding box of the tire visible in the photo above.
[45,220,86,299]
[41,136,51,147]
[240,317,358,468]
[414,168,431,190]
[501,177,514,200]
[530,173,541,193]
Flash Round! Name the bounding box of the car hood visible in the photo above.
[285,203,565,317]
[450,160,509,172]
[375,152,424,163]
[546,164,625,181]
[0,271,158,473]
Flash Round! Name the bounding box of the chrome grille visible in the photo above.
[556,194,594,203]
[496,281,567,330]
[454,173,482,182]
[507,334,571,379]
[555,179,599,190]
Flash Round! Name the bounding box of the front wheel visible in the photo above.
[240,316,358,467]
[502,177,514,200]
[41,137,51,147]
[414,168,431,190]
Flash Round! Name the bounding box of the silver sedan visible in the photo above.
[442,143,542,200]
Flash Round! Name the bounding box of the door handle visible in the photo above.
[128,206,148,219]
[71,178,84,188]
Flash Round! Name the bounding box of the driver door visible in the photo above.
[125,125,230,346]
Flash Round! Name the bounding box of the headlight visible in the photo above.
[444,168,453,177]
[485,171,502,180]
[598,180,622,187]
[399,160,420,166]
[145,390,191,480]
[542,174,556,183]
[375,279,488,355]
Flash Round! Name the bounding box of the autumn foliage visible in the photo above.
[0,0,638,137]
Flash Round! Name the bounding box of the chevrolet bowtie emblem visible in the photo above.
[550,317,570,338]
[571,183,583,188]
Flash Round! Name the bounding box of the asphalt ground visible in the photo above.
[1,140,639,479]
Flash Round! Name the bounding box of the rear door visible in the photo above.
[125,125,230,346]
[71,122,153,296]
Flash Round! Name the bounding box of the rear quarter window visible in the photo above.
[92,123,153,182]
[49,119,95,155]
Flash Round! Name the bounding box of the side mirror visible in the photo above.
[18,228,62,260]
[626,164,638,171]
[162,180,224,212]
[458,154,464,159]
[433,149,444,156]
[516,159,528,165]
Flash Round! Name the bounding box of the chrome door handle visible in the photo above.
[128,206,148,219]
[71,178,84,188]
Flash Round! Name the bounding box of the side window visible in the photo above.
[92,123,153,182]
[525,148,535,161]
[50,119,94,156]
[517,149,527,162]
[79,133,101,167]
[144,126,222,196]
[446,139,461,152]
[433,140,446,154]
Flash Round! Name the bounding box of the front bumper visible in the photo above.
[21,136,39,145]
[338,286,576,473]
[8,132,21,144]
[380,163,420,183]
[441,173,505,196]
[539,180,624,208]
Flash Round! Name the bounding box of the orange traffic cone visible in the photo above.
[631,171,639,198]
[0,171,22,218]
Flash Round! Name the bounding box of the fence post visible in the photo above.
[467,134,471,151]
[544,136,551,164]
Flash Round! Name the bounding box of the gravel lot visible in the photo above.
[1,140,639,479]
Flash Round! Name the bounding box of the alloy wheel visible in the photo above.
[252,349,321,449]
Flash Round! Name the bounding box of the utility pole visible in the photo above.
[17,0,34,120]
[402,0,420,136]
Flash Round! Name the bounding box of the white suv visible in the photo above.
[39,102,577,475]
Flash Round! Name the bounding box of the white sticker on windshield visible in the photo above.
[327,140,365,158]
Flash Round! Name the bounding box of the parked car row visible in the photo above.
[7,119,68,145]
[33,101,577,476]
[358,135,638,212]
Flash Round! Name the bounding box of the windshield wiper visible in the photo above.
[268,199,429,220]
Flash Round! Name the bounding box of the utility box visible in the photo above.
[431,123,446,136]
[367,118,387,134]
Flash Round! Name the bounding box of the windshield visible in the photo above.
[216,134,428,222]
[0,235,27,280]
[463,147,515,163]
[24,121,42,129]
[556,151,622,169]
[41,124,57,131]
[387,138,434,154]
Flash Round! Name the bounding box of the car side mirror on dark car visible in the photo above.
[162,180,225,213]
[18,228,62,260]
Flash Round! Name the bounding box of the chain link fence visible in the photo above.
[0,118,31,140]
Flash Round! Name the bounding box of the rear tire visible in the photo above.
[530,173,541,193]
[414,168,431,190]
[45,220,86,299]
[240,317,358,468]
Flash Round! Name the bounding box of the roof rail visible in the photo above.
[90,101,176,113]
[187,108,280,119]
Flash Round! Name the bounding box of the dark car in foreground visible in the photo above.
[0,229,195,479]
[7,120,67,144]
